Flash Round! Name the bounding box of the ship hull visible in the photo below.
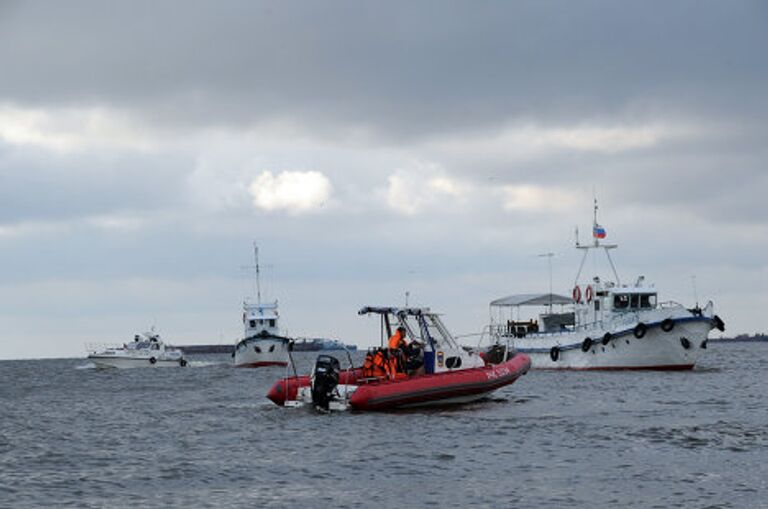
[233,335,289,368]
[88,355,186,369]
[512,316,712,370]
[266,354,531,410]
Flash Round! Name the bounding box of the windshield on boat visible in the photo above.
[613,292,657,310]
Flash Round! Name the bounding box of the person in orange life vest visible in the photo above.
[371,349,388,377]
[388,326,408,350]
[387,327,408,375]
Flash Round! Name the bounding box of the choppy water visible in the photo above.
[1,344,766,508]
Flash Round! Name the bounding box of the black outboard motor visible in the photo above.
[311,355,341,411]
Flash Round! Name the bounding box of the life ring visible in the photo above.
[585,285,594,303]
[633,323,647,339]
[661,318,675,332]
[550,346,560,362]
[581,337,592,352]
[680,337,691,350]
[601,332,613,345]
[572,286,582,303]
[149,357,157,365]
[712,315,725,332]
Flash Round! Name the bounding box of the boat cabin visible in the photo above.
[490,278,660,337]
[243,300,280,337]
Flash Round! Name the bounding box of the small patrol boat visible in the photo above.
[86,329,188,369]
[266,306,531,411]
[233,244,290,368]
[486,200,725,370]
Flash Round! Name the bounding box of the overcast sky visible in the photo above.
[1,1,766,359]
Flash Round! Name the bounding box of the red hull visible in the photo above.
[266,355,531,410]
[266,369,362,404]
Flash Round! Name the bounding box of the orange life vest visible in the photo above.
[388,330,406,350]
[362,352,375,377]
[372,350,387,377]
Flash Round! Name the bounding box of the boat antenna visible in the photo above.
[538,252,555,313]
[253,242,262,305]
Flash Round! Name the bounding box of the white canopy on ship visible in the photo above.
[490,293,572,307]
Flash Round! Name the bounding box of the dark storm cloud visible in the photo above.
[0,1,766,138]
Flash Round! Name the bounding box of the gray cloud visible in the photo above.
[0,1,766,358]
[1,1,766,138]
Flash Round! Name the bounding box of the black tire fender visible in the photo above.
[550,346,560,362]
[633,323,647,339]
[661,318,675,332]
[149,357,157,365]
[601,332,613,345]
[680,337,691,350]
[581,337,592,353]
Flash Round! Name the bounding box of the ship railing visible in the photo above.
[488,319,638,338]
[454,328,490,350]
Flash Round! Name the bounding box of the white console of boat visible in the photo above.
[232,245,290,368]
[488,201,725,370]
[87,330,188,369]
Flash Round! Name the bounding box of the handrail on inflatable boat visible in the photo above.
[358,306,432,316]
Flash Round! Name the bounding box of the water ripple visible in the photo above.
[0,345,766,508]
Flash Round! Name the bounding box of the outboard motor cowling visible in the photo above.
[311,355,341,411]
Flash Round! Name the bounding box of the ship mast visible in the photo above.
[574,198,621,286]
[253,242,262,305]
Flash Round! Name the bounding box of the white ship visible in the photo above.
[488,201,725,370]
[232,245,290,368]
[87,329,188,369]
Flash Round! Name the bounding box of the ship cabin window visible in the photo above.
[640,294,657,308]
[613,293,657,311]
[594,300,600,311]
[269,319,276,327]
[613,294,630,310]
[249,320,256,327]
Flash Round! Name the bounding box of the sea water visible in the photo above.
[1,344,766,508]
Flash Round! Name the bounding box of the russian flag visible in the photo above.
[593,224,606,239]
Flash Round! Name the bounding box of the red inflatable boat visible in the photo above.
[266,307,531,411]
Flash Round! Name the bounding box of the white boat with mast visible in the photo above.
[232,244,290,368]
[487,200,725,370]
[86,328,188,369]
